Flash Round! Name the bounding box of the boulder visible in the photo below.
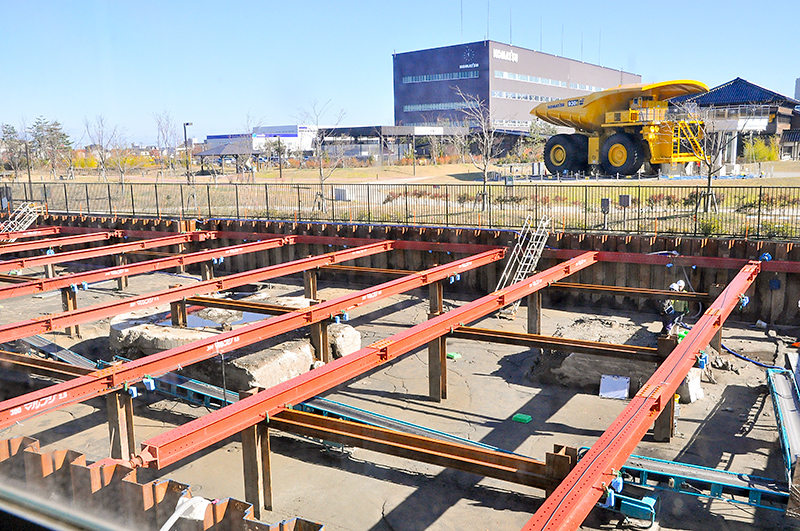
[327,323,361,358]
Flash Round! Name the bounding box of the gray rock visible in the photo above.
[327,323,361,359]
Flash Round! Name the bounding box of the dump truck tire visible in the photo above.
[568,134,589,173]
[545,134,587,175]
[601,133,644,175]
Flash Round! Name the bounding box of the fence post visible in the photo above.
[367,184,371,223]
[235,184,240,219]
[757,186,763,238]
[180,185,185,220]
[445,186,449,227]
[155,183,160,218]
[636,186,641,234]
[130,184,135,217]
[207,184,212,218]
[330,184,335,222]
[85,183,90,215]
[64,183,69,214]
[24,181,29,202]
[107,183,112,215]
[296,186,301,221]
[584,186,588,233]
[405,184,409,223]
[264,183,269,218]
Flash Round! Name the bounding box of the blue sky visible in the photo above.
[2,0,798,145]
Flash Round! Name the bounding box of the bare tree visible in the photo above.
[418,115,450,165]
[1,124,25,180]
[84,116,118,181]
[296,99,346,211]
[453,86,503,210]
[669,102,757,212]
[152,110,177,177]
[109,132,142,184]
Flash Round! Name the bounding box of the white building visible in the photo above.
[252,125,318,154]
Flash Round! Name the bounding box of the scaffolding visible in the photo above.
[496,214,551,318]
[0,202,41,241]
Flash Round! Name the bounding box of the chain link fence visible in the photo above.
[5,181,800,239]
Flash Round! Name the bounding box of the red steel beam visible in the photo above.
[0,236,295,300]
[0,240,393,345]
[524,260,761,531]
[211,230,505,255]
[544,248,800,274]
[0,226,65,241]
[0,246,504,430]
[132,252,597,469]
[0,231,216,274]
[0,231,117,255]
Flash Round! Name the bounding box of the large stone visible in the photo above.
[110,323,217,358]
[327,323,361,358]
[195,306,242,325]
[225,340,315,390]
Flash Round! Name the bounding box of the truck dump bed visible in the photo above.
[531,80,708,132]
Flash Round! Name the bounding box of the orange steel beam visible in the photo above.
[0,240,393,346]
[0,226,64,241]
[0,230,117,255]
[544,247,800,274]
[131,252,596,469]
[0,231,216,273]
[0,246,504,430]
[524,260,760,531]
[0,236,294,300]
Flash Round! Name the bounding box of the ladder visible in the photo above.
[0,202,41,241]
[496,214,551,319]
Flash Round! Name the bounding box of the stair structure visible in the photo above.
[0,202,42,241]
[495,214,551,319]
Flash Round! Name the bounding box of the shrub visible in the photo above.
[761,221,794,239]
[697,216,723,236]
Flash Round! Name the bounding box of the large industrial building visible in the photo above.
[393,40,640,131]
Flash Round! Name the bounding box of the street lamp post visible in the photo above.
[183,122,193,183]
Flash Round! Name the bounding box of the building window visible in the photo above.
[491,90,557,103]
[402,71,479,84]
[495,70,602,92]
[403,101,479,112]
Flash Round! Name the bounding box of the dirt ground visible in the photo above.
[2,268,800,530]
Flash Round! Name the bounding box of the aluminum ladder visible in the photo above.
[496,214,550,319]
[0,202,41,241]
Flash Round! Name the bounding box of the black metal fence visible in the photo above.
[5,181,800,239]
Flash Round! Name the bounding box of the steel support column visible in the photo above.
[527,291,542,335]
[106,390,136,460]
[114,254,128,290]
[524,260,760,531]
[428,280,446,401]
[240,389,272,517]
[60,287,79,338]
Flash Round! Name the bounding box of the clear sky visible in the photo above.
[2,0,798,146]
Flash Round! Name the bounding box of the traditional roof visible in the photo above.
[782,129,800,143]
[671,77,799,107]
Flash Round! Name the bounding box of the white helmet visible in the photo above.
[676,280,685,290]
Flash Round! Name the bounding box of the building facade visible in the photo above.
[393,40,640,131]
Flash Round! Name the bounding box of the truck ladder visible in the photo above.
[495,214,550,319]
[0,202,42,241]
[673,121,705,159]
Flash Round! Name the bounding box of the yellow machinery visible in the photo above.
[531,80,709,175]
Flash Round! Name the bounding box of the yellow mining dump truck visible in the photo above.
[531,80,709,175]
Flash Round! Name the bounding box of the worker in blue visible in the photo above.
[660,279,688,335]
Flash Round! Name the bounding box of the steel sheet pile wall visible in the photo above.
[39,215,800,324]
[0,436,323,530]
